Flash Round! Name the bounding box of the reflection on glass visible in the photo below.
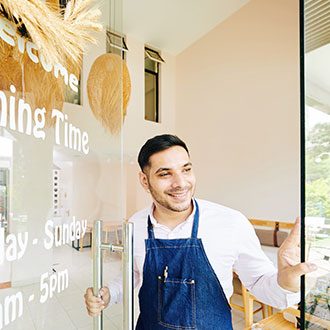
[0,0,124,327]
[305,7,330,327]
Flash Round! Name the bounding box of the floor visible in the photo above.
[0,244,267,330]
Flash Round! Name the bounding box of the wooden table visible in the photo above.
[243,309,297,330]
[243,307,330,330]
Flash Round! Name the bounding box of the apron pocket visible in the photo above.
[158,277,196,329]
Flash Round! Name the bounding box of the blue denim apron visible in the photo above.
[136,201,233,330]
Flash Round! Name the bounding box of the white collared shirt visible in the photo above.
[109,199,299,309]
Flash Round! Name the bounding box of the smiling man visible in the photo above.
[139,141,196,229]
[84,134,316,330]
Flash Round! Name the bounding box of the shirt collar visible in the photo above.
[148,199,196,229]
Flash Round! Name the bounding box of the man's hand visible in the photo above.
[277,217,317,292]
[84,287,111,317]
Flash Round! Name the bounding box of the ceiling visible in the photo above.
[120,0,330,118]
[122,0,250,55]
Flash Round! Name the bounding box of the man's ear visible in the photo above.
[139,171,150,193]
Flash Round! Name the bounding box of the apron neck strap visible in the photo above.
[147,216,155,239]
[147,200,200,239]
[190,200,199,238]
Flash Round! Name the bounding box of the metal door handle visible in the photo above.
[93,220,134,330]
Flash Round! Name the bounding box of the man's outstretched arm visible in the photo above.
[277,217,317,292]
[234,215,313,309]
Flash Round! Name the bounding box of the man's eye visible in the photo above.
[184,168,192,172]
[159,172,169,177]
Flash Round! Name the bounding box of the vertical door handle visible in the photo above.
[93,220,103,330]
[93,220,134,330]
[123,222,134,330]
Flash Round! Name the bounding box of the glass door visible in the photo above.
[302,0,330,329]
[0,0,130,329]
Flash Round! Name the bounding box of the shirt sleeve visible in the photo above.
[108,259,141,307]
[233,215,300,309]
[107,214,146,307]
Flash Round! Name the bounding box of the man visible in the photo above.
[85,134,316,329]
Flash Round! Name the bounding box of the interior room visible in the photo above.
[0,0,329,329]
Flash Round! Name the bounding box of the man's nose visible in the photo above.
[171,172,185,188]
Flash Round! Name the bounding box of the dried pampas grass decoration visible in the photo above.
[0,0,101,125]
[0,43,65,126]
[87,53,131,135]
[0,0,102,67]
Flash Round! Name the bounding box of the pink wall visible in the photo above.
[175,0,300,221]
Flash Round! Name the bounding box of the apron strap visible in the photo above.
[147,216,155,239]
[191,200,199,239]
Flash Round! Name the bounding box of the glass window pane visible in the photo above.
[304,1,330,328]
[145,72,157,122]
[145,56,157,73]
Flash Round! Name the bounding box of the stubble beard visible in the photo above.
[148,181,195,213]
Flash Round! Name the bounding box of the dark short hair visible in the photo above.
[138,134,189,171]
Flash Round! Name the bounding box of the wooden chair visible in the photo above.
[231,219,294,327]
[231,271,273,327]
[80,221,93,253]
[79,222,92,252]
[80,220,122,261]
[102,221,122,261]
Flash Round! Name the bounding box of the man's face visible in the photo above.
[140,146,196,213]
